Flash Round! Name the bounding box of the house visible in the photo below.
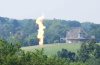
[60,27,95,43]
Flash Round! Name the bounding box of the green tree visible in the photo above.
[78,40,100,62]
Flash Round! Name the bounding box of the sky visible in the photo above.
[0,0,100,24]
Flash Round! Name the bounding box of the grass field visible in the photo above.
[21,43,81,56]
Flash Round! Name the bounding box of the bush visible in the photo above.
[0,39,69,65]
[57,49,77,61]
[78,40,100,62]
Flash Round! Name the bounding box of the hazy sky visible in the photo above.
[0,0,100,23]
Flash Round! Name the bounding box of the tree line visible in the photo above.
[0,17,100,46]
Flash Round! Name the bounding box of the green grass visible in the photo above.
[21,43,81,56]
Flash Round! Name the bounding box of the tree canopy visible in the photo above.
[0,17,100,46]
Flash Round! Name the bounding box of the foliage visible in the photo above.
[0,39,100,65]
[0,39,69,65]
[1,16,100,46]
[78,40,100,62]
[57,49,77,61]
[0,39,21,65]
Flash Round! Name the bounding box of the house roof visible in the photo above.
[66,27,90,39]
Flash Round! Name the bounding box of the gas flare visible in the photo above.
[36,16,45,46]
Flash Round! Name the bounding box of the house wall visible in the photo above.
[66,39,93,43]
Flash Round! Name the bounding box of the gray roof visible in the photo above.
[66,27,90,39]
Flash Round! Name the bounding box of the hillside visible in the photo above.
[0,16,100,46]
[21,43,81,56]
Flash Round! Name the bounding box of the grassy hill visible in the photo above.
[21,43,81,56]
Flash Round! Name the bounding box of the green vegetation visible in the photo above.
[21,43,81,56]
[21,43,100,56]
[0,17,100,46]
[78,40,100,62]
[0,39,68,65]
[0,39,100,65]
[0,16,100,65]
